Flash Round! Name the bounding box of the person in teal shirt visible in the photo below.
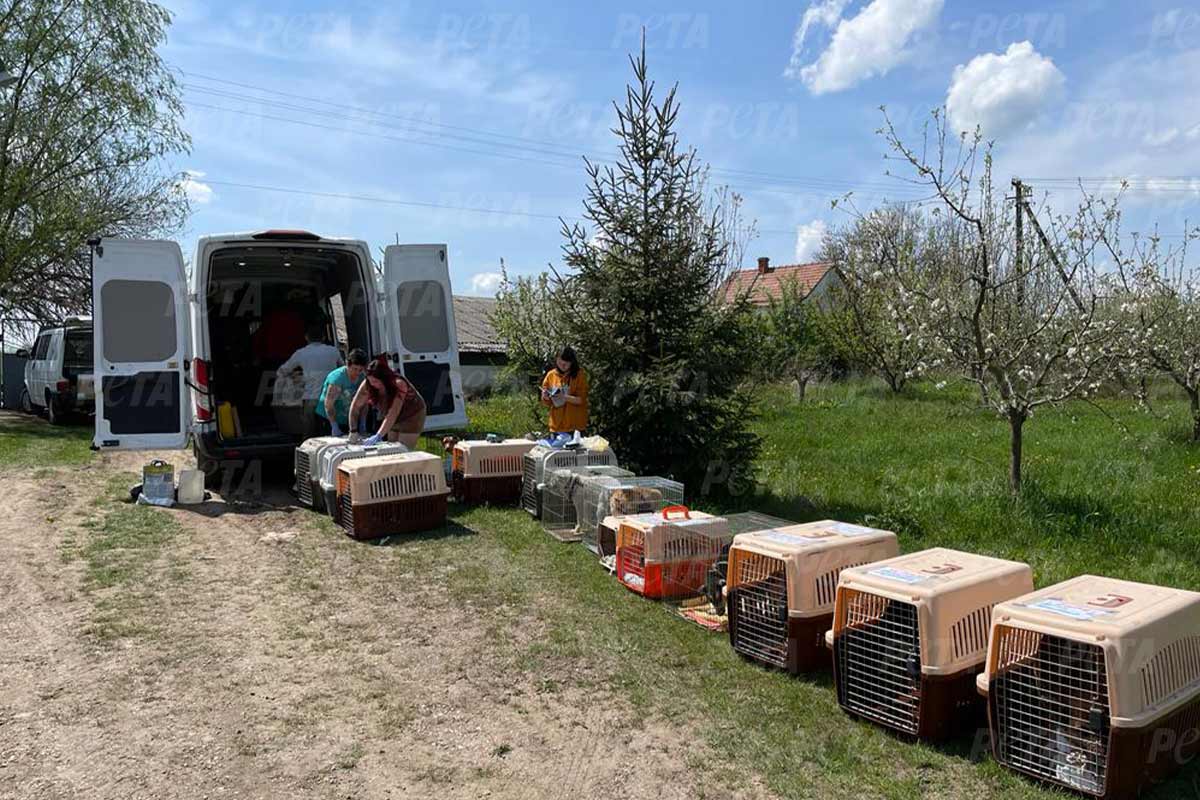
[317,348,368,436]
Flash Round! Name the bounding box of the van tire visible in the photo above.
[20,388,33,414]
[46,391,65,426]
[194,448,223,490]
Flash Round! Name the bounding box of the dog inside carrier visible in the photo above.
[726,521,898,675]
[294,436,345,507]
[335,451,447,540]
[703,512,802,617]
[451,438,536,504]
[566,475,683,553]
[315,441,410,515]
[979,575,1200,800]
[521,444,619,518]
[828,548,1034,741]
[540,466,637,542]
[615,507,731,600]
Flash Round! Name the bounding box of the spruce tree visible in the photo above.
[557,43,760,496]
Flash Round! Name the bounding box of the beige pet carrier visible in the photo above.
[294,436,344,508]
[317,441,410,515]
[615,508,731,600]
[335,452,448,540]
[451,439,536,504]
[727,521,899,675]
[978,575,1200,799]
[828,548,1034,740]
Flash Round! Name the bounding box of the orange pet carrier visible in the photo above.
[451,439,536,504]
[828,548,1034,741]
[978,576,1200,799]
[727,521,899,675]
[335,452,448,540]
[615,507,731,600]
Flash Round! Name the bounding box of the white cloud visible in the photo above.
[794,220,829,262]
[787,0,943,94]
[946,42,1065,139]
[470,271,504,296]
[177,169,214,205]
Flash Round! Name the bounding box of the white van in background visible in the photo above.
[21,317,95,424]
[91,230,467,479]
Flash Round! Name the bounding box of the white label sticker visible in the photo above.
[828,522,880,537]
[757,529,826,547]
[869,566,928,585]
[1025,599,1114,621]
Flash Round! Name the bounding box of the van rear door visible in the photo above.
[92,239,192,450]
[382,244,467,430]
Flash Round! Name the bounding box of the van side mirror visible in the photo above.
[15,348,29,358]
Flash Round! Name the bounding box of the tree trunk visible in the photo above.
[793,375,808,402]
[1190,388,1200,442]
[1008,412,1026,494]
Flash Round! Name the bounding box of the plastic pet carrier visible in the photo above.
[616,507,731,600]
[316,441,410,515]
[727,521,899,675]
[335,452,448,540]
[521,444,620,518]
[451,439,536,504]
[540,466,636,542]
[978,576,1200,800]
[294,436,344,508]
[828,548,1033,741]
[571,476,684,554]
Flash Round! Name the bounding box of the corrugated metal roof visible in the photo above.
[453,296,505,354]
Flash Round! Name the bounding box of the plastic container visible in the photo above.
[176,469,205,504]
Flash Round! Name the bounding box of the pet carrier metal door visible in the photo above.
[729,550,790,669]
[92,239,192,451]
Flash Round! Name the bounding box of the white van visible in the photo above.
[21,317,95,424]
[91,230,467,477]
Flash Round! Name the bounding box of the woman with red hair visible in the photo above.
[347,357,427,448]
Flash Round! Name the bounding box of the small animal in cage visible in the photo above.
[829,548,1033,741]
[608,486,664,515]
[980,575,1200,800]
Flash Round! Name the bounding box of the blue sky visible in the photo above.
[160,0,1200,296]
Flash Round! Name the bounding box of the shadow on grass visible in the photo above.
[365,519,478,547]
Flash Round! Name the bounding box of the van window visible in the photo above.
[33,333,51,360]
[100,280,177,362]
[395,281,450,353]
[64,330,93,368]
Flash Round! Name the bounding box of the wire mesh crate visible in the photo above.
[335,452,448,540]
[704,513,801,614]
[520,445,620,518]
[571,476,683,554]
[451,439,536,504]
[541,466,637,542]
[316,441,410,516]
[727,521,899,675]
[294,436,345,508]
[978,576,1200,800]
[616,507,731,600]
[829,548,1033,741]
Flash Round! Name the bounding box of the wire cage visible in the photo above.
[451,439,536,504]
[828,548,1034,741]
[335,452,448,540]
[294,436,345,508]
[726,521,898,675]
[540,466,637,542]
[316,441,410,516]
[704,513,801,615]
[978,576,1200,800]
[615,507,732,600]
[521,445,620,518]
[571,476,684,555]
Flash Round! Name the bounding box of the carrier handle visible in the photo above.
[661,505,691,520]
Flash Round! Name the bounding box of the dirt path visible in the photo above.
[0,433,770,800]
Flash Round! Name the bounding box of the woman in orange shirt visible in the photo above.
[540,346,589,434]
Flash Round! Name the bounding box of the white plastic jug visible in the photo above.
[176,469,205,505]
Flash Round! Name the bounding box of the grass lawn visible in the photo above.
[8,381,1200,798]
[0,411,93,467]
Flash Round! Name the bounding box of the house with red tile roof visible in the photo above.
[720,257,839,308]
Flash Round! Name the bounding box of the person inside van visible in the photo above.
[317,348,368,437]
[276,323,342,437]
[540,345,589,435]
[348,357,427,448]
[253,288,311,365]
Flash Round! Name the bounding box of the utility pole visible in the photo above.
[1012,177,1025,307]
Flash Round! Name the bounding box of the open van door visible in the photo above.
[92,239,192,450]
[383,244,467,430]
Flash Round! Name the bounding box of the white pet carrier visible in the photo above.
[294,436,345,508]
[316,441,410,515]
[521,444,620,518]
